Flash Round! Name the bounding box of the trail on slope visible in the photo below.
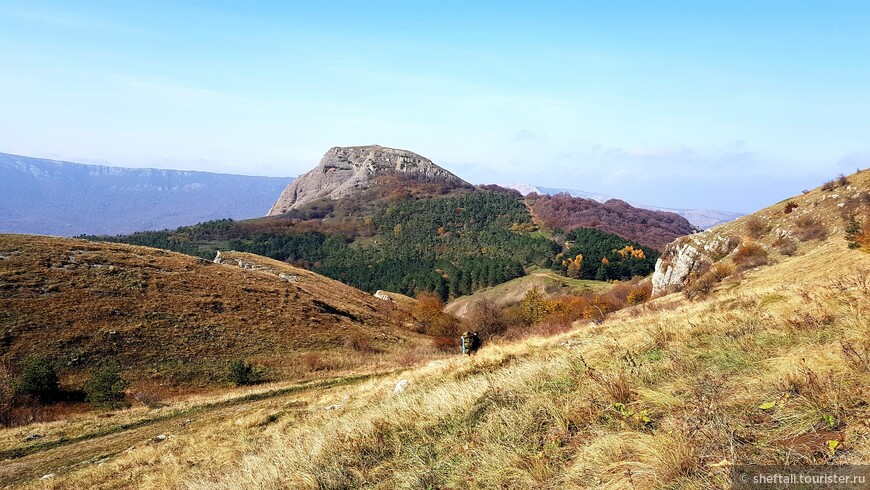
[0,373,389,486]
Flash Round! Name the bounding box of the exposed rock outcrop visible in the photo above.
[268,145,469,215]
[652,232,739,295]
[652,239,705,296]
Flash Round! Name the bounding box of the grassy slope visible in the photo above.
[19,236,869,489]
[669,169,870,261]
[8,173,870,488]
[0,235,431,392]
[445,267,611,318]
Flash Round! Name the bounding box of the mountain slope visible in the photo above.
[653,169,870,295]
[0,235,429,390]
[17,175,870,489]
[505,183,743,229]
[268,145,470,215]
[0,153,293,236]
[527,192,696,250]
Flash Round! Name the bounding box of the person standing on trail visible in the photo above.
[460,331,481,355]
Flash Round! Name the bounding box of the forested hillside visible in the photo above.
[88,175,694,299]
[88,184,560,300]
[552,227,659,281]
[529,192,696,250]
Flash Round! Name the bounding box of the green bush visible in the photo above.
[14,356,60,403]
[85,364,129,409]
[227,360,260,386]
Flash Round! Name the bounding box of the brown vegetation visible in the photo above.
[14,232,866,489]
[733,242,770,269]
[772,236,799,256]
[744,216,770,238]
[527,193,695,250]
[795,215,828,241]
[0,235,439,426]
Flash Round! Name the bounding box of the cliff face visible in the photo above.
[0,152,293,236]
[267,145,469,215]
[651,232,735,295]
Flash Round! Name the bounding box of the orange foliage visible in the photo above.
[616,245,646,260]
[566,254,583,279]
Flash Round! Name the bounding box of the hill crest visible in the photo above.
[0,152,292,236]
[267,145,470,215]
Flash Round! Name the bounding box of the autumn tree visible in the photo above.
[517,287,553,326]
[565,253,583,279]
[465,298,510,338]
[412,292,459,336]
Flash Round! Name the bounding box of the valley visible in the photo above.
[0,150,868,489]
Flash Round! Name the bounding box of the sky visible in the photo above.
[1,1,868,213]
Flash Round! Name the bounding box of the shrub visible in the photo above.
[837,174,850,187]
[795,216,828,241]
[227,359,260,386]
[85,364,129,409]
[464,298,510,338]
[345,333,374,353]
[772,236,798,256]
[683,272,719,299]
[432,336,458,352]
[14,356,60,403]
[783,202,798,214]
[302,353,324,372]
[844,215,870,251]
[412,292,459,337]
[709,262,734,281]
[821,180,836,191]
[733,242,769,270]
[515,287,554,326]
[627,282,652,305]
[0,364,14,427]
[744,217,769,238]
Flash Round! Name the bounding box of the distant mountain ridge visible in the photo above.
[0,152,293,236]
[502,183,742,229]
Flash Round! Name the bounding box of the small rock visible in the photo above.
[393,379,408,394]
[25,434,43,441]
[279,273,300,282]
[41,474,56,480]
[153,434,168,442]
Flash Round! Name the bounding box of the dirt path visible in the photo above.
[0,373,387,486]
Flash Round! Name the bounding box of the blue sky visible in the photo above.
[1,1,868,212]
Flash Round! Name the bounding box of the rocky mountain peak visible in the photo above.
[267,145,469,215]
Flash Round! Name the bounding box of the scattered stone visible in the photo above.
[393,379,409,394]
[25,434,43,441]
[40,474,55,480]
[153,434,168,442]
[279,273,300,282]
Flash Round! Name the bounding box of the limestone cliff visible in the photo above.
[651,232,735,295]
[268,145,469,215]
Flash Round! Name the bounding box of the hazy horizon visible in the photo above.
[2,1,868,213]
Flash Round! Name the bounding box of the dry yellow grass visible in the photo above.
[0,235,436,393]
[15,233,868,488]
[5,173,870,488]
